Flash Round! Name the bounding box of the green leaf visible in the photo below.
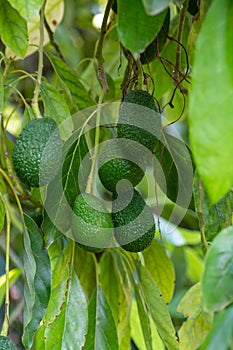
[141,0,170,15]
[83,286,119,350]
[117,0,166,58]
[177,283,213,350]
[0,0,28,58]
[185,247,204,283]
[0,195,5,232]
[23,214,51,350]
[0,61,4,114]
[0,336,17,349]
[194,173,233,246]
[202,227,233,311]
[45,51,96,110]
[8,0,44,20]
[189,0,233,203]
[0,269,21,307]
[43,238,88,350]
[200,306,233,350]
[41,81,71,125]
[136,263,179,350]
[143,240,175,303]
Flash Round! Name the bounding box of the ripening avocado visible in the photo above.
[71,193,114,252]
[12,117,61,188]
[112,189,155,252]
[117,90,162,152]
[98,138,146,193]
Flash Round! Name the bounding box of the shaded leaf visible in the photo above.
[143,240,175,303]
[202,227,233,311]
[83,286,118,350]
[23,214,51,350]
[200,306,233,350]
[0,194,5,232]
[8,0,43,20]
[177,283,213,350]
[46,51,96,110]
[0,0,28,57]
[117,0,166,58]
[189,0,233,203]
[141,0,170,15]
[0,269,21,307]
[136,263,179,350]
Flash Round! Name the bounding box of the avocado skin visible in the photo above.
[112,189,155,252]
[0,336,16,350]
[71,193,114,253]
[12,117,61,188]
[117,90,161,152]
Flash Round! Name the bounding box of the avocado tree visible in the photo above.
[0,0,233,349]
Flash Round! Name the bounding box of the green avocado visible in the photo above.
[12,117,61,188]
[71,193,114,252]
[112,189,155,252]
[98,138,146,193]
[117,90,162,152]
[0,336,17,350]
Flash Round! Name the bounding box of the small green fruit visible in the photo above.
[71,193,114,252]
[12,117,61,188]
[0,336,17,350]
[112,189,155,252]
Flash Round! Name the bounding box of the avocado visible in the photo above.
[117,90,162,152]
[12,117,61,188]
[112,189,155,252]
[98,138,146,193]
[71,193,114,252]
[0,336,17,350]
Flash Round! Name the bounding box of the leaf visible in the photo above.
[0,195,5,232]
[193,173,233,246]
[45,51,96,110]
[185,247,204,283]
[189,0,233,203]
[0,0,28,57]
[83,286,119,350]
[202,227,233,311]
[8,0,44,20]
[0,269,21,307]
[22,214,51,350]
[136,263,179,350]
[117,0,166,58]
[0,61,4,113]
[200,306,233,350]
[0,336,17,349]
[143,240,175,303]
[41,81,71,125]
[177,283,213,350]
[141,0,170,15]
[43,238,88,350]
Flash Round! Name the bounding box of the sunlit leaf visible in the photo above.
[8,0,44,20]
[23,214,51,350]
[0,268,21,307]
[0,0,28,58]
[117,0,166,58]
[143,240,175,303]
[189,0,233,203]
[202,227,233,311]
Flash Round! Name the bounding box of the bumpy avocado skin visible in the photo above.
[12,117,61,188]
[0,335,16,349]
[71,193,114,252]
[112,189,155,252]
[117,90,162,152]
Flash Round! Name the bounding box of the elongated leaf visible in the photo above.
[0,336,17,349]
[46,51,96,110]
[202,227,233,311]
[200,306,233,350]
[0,195,5,232]
[136,263,179,350]
[23,214,51,350]
[43,238,88,350]
[177,283,213,350]
[41,81,71,125]
[142,0,170,15]
[143,240,175,303]
[0,269,21,307]
[0,61,4,113]
[8,0,43,20]
[117,0,166,58]
[84,286,118,350]
[189,0,233,203]
[0,0,28,57]
[194,173,233,247]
